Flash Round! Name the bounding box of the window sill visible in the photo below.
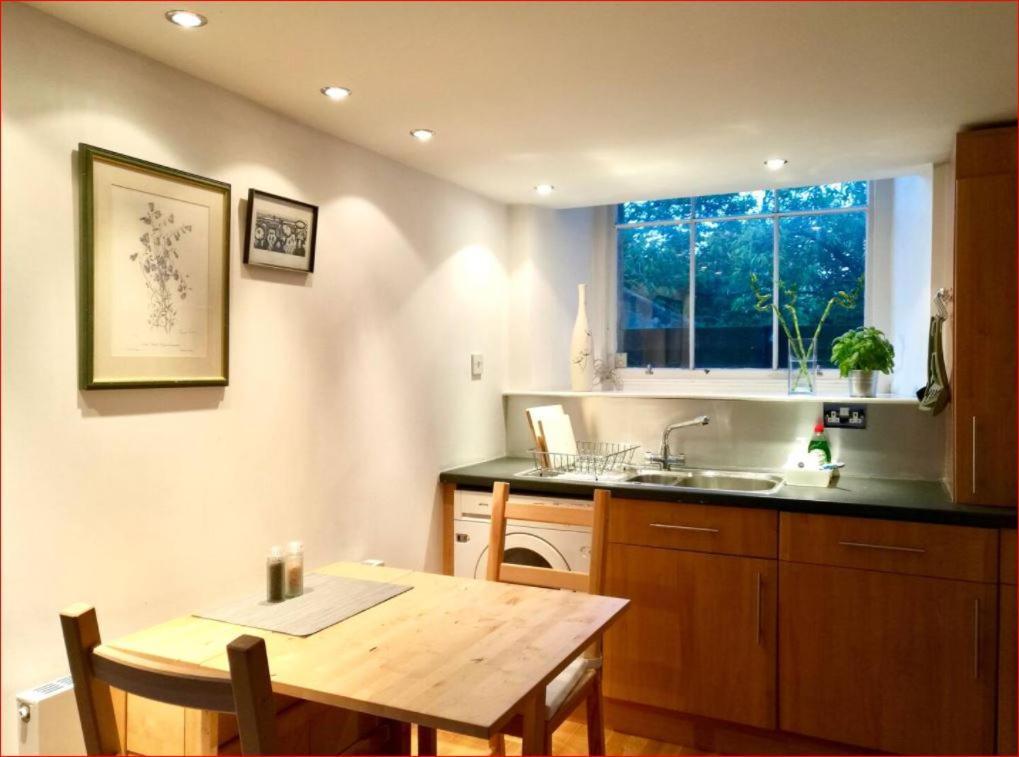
[503,388,920,404]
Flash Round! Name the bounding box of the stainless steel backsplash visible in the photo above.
[505,394,947,481]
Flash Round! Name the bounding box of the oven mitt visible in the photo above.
[918,316,950,416]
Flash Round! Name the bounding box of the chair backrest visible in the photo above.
[485,481,610,596]
[60,604,278,756]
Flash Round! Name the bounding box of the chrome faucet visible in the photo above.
[645,415,710,470]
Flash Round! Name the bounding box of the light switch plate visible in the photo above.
[822,402,867,429]
[470,353,483,379]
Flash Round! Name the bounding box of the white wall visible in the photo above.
[931,161,956,486]
[0,6,509,749]
[507,205,607,389]
[889,172,934,396]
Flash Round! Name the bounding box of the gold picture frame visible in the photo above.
[79,144,230,389]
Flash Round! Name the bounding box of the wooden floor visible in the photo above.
[411,720,698,756]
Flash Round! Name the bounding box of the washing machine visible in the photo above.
[452,488,593,579]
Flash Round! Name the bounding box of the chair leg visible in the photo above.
[585,673,605,756]
[489,733,506,755]
[418,725,437,756]
[381,719,411,755]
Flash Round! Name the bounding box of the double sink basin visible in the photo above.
[622,469,784,495]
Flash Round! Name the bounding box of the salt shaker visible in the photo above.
[285,540,304,598]
[266,546,284,603]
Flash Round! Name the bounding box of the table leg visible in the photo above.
[519,689,547,755]
[417,725,437,756]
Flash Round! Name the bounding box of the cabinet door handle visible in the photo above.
[972,416,978,495]
[755,573,763,646]
[649,523,719,533]
[837,540,926,554]
[973,598,980,679]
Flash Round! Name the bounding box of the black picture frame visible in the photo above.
[243,189,318,273]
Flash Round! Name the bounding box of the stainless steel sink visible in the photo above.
[624,469,784,494]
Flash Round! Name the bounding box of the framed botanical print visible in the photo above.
[79,144,230,389]
[243,189,318,273]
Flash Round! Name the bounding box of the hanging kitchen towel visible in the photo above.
[918,316,950,415]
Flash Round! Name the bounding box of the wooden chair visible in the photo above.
[61,603,281,755]
[486,481,611,756]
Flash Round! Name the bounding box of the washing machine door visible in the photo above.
[473,530,569,580]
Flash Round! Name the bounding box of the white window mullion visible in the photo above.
[772,217,780,371]
[688,221,696,369]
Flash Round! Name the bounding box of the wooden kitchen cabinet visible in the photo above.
[953,126,1017,506]
[779,562,998,754]
[604,542,777,729]
[998,529,1016,755]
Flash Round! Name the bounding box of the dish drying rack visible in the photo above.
[531,441,640,480]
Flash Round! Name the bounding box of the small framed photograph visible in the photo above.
[79,144,230,389]
[243,189,318,273]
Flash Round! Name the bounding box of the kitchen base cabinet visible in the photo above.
[604,543,776,729]
[603,698,873,756]
[998,528,1016,755]
[998,585,1016,755]
[779,562,997,754]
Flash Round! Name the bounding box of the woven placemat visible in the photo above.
[195,573,412,637]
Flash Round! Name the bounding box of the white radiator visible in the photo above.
[16,675,85,755]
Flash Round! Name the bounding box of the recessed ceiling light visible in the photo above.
[165,10,207,28]
[764,158,788,170]
[320,86,351,101]
[410,129,434,142]
[534,184,555,196]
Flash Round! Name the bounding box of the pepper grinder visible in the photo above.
[285,540,304,598]
[266,546,284,603]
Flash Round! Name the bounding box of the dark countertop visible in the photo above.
[440,457,1017,529]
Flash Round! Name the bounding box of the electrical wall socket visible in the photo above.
[822,402,867,429]
[470,353,483,379]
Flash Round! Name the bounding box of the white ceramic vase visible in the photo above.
[570,284,595,391]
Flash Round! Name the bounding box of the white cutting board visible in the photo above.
[525,404,565,452]
[539,414,578,456]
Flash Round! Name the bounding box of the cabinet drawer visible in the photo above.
[609,498,776,558]
[779,512,998,583]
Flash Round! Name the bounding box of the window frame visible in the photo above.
[609,182,873,377]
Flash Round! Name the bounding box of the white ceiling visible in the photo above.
[31,1,1017,208]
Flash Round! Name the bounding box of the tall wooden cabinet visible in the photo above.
[953,126,1017,506]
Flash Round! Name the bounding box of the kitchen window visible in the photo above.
[616,181,869,370]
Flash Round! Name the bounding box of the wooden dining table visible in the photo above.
[103,561,629,754]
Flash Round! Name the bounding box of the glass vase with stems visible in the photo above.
[750,274,863,396]
[788,339,818,394]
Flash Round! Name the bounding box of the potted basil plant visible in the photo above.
[830,326,895,397]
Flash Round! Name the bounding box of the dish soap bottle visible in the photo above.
[807,422,832,463]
